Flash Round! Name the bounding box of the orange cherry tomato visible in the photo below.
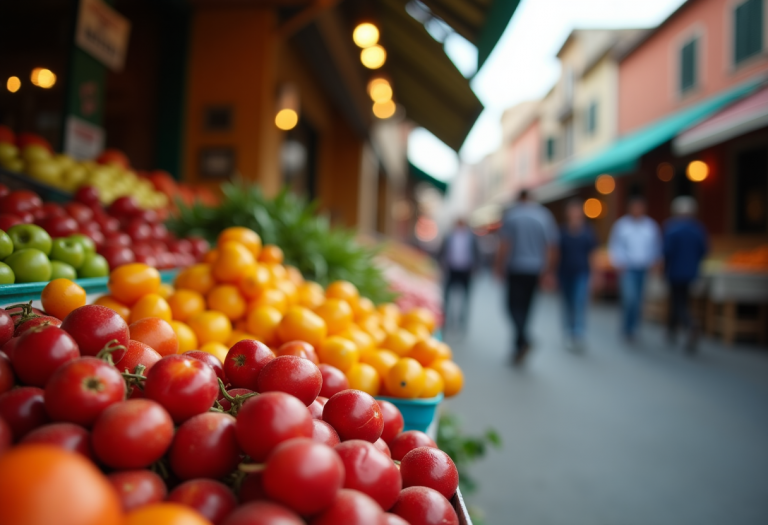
[93,295,131,323]
[227,331,259,347]
[385,357,426,399]
[166,289,206,322]
[174,264,215,296]
[125,503,211,525]
[420,368,445,398]
[325,280,360,310]
[382,328,418,357]
[354,297,376,321]
[248,288,288,314]
[170,320,198,353]
[360,349,399,381]
[187,310,232,345]
[318,336,359,372]
[402,307,437,333]
[157,283,174,299]
[200,341,229,363]
[314,298,353,335]
[379,316,400,336]
[435,341,453,361]
[338,324,375,353]
[207,284,246,321]
[130,293,172,324]
[203,249,219,264]
[429,359,464,397]
[346,363,380,396]
[297,281,326,310]
[212,241,256,284]
[258,244,284,264]
[246,305,284,346]
[377,303,401,324]
[0,445,123,525]
[359,314,386,345]
[238,264,272,300]
[218,226,262,259]
[264,263,287,283]
[41,279,86,320]
[276,306,327,348]
[401,322,431,342]
[408,337,443,366]
[129,317,179,357]
[108,263,161,305]
[285,265,304,286]
[274,279,298,306]
[276,340,319,364]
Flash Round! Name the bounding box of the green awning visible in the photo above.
[409,162,448,193]
[560,78,764,184]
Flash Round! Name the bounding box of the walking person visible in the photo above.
[495,190,559,366]
[608,196,662,343]
[439,218,479,331]
[559,199,598,352]
[663,196,708,353]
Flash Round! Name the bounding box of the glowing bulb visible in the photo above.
[275,109,298,131]
[6,77,20,93]
[686,160,708,182]
[657,162,674,182]
[373,100,396,119]
[361,45,387,69]
[368,78,392,103]
[31,68,56,88]
[583,198,602,219]
[595,174,615,195]
[353,23,379,48]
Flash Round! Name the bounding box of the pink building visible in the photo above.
[505,118,546,196]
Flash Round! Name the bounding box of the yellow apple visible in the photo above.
[27,159,63,185]
[22,144,51,163]
[0,142,19,163]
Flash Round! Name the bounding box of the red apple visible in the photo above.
[35,215,79,238]
[0,214,23,231]
[125,219,152,242]
[74,186,100,206]
[1,190,42,216]
[169,239,193,254]
[98,244,135,268]
[108,196,140,218]
[103,231,131,246]
[188,237,210,258]
[40,203,67,218]
[64,203,94,224]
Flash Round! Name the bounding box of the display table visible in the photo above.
[704,270,768,345]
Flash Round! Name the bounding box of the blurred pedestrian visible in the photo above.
[608,196,662,342]
[439,218,479,331]
[663,196,708,353]
[495,190,559,366]
[559,199,598,352]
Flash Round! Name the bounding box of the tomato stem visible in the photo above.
[5,301,40,324]
[238,462,266,473]
[216,378,258,416]
[96,339,126,366]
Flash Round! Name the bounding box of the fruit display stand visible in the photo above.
[453,489,472,525]
[0,166,71,203]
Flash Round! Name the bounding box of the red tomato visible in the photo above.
[377,400,404,444]
[374,438,391,458]
[44,357,125,427]
[235,392,313,462]
[1,338,20,361]
[129,318,178,357]
[308,489,384,525]
[0,387,49,440]
[276,341,319,364]
[225,340,275,390]
[20,422,94,460]
[381,512,411,525]
[311,419,340,447]
[400,446,459,500]
[334,440,401,510]
[217,388,255,412]
[169,412,241,480]
[11,326,80,387]
[61,305,130,356]
[108,470,167,513]
[389,430,437,461]
[323,390,383,443]
[390,486,458,525]
[184,350,227,384]
[0,417,10,455]
[64,202,94,224]
[238,471,267,504]
[221,501,303,525]
[308,396,327,419]
[0,214,23,231]
[167,479,237,525]
[256,355,322,407]
[0,310,13,348]
[14,316,62,337]
[0,190,42,216]
[91,399,174,469]
[113,340,162,374]
[144,355,219,424]
[0,352,14,395]
[317,364,349,398]
[75,186,100,206]
[262,438,345,515]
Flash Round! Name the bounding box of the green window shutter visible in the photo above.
[546,137,556,161]
[587,102,598,134]
[681,39,697,93]
[735,0,764,64]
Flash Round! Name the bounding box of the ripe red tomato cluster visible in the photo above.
[0,301,461,525]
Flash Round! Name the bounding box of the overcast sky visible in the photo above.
[407,0,688,181]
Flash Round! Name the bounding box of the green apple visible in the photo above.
[0,142,18,163]
[3,249,51,283]
[27,159,63,185]
[21,144,51,163]
[7,224,52,255]
[0,262,14,284]
[50,237,85,269]
[50,260,77,280]
[0,230,12,259]
[78,253,109,278]
[68,234,96,256]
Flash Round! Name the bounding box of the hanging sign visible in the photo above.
[64,116,105,160]
[75,0,131,71]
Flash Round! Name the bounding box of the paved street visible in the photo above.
[443,273,768,525]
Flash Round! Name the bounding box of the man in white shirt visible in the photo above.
[608,197,662,341]
[440,218,478,331]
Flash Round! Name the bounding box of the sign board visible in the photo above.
[75,0,131,71]
[64,116,105,160]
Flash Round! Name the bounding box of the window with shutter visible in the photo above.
[734,0,764,64]
[680,38,697,94]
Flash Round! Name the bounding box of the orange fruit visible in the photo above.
[359,349,398,383]
[41,279,86,320]
[274,279,298,306]
[359,314,386,345]
[318,336,359,372]
[315,298,353,335]
[338,325,375,353]
[325,280,360,310]
[435,341,453,361]
[157,283,174,299]
[248,288,288,314]
[203,249,219,264]
[285,265,304,286]
[188,310,232,345]
[377,303,401,324]
[346,363,380,396]
[258,244,284,264]
[200,341,229,363]
[238,264,272,300]
[174,264,215,296]
[385,357,426,399]
[379,316,400,336]
[129,317,179,357]
[401,307,437,333]
[297,281,326,310]
[207,284,246,321]
[382,328,417,357]
[108,263,161,305]
[402,322,431,342]
[420,368,444,398]
[276,306,327,348]
[166,289,206,323]
[129,293,172,323]
[429,359,463,397]
[218,226,262,259]
[212,241,256,284]
[125,503,212,525]
[227,331,258,347]
[234,319,249,332]
[265,263,287,283]
[246,305,284,346]
[408,337,443,366]
[354,297,375,321]
[93,295,131,323]
[170,320,198,353]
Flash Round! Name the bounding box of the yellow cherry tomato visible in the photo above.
[188,310,232,345]
[170,320,198,353]
[346,363,380,396]
[274,279,298,306]
[382,328,417,357]
[248,288,288,315]
[157,283,174,299]
[359,349,399,382]
[93,295,131,323]
[354,297,376,321]
[401,307,437,333]
[420,368,445,398]
[218,226,262,259]
[166,289,206,323]
[174,264,215,296]
[227,331,259,347]
[207,284,246,321]
[314,298,353,335]
[285,265,304,286]
[276,306,327,348]
[258,244,284,264]
[108,263,160,306]
[429,359,464,397]
[318,336,360,372]
[125,502,212,525]
[238,264,272,300]
[246,305,283,346]
[200,341,229,363]
[338,325,375,353]
[359,314,387,345]
[41,279,86,320]
[435,341,453,361]
[325,280,360,311]
[377,303,401,324]
[203,249,219,264]
[379,316,400,336]
[212,241,256,284]
[402,322,431,342]
[130,293,172,324]
[408,337,443,367]
[297,281,326,310]
[385,357,426,399]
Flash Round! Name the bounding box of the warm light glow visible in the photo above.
[361,45,387,69]
[353,23,380,48]
[6,76,20,93]
[275,109,298,131]
[372,100,396,119]
[595,174,615,195]
[657,162,674,182]
[415,216,438,242]
[583,198,603,219]
[31,68,56,88]
[686,160,709,182]
[368,78,392,103]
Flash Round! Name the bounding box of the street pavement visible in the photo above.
[443,273,768,525]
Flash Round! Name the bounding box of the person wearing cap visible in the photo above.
[663,196,708,353]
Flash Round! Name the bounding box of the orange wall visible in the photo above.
[619,0,768,134]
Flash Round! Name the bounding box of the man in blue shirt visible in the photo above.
[663,196,708,353]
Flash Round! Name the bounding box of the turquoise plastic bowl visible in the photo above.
[376,393,444,433]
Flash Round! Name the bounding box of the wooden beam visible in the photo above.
[277,0,340,40]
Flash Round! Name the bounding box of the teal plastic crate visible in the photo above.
[376,393,444,433]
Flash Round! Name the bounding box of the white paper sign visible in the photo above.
[64,116,105,160]
[75,0,131,71]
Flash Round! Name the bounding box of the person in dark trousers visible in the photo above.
[663,196,708,353]
[495,190,559,366]
[439,218,479,331]
[559,199,598,352]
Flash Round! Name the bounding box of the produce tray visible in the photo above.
[0,166,72,203]
[452,488,472,525]
[0,269,179,305]
[376,393,443,434]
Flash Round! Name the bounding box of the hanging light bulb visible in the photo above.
[6,77,21,93]
[373,100,396,119]
[353,23,379,48]
[361,45,387,69]
[275,84,299,131]
[30,68,56,88]
[367,78,392,103]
